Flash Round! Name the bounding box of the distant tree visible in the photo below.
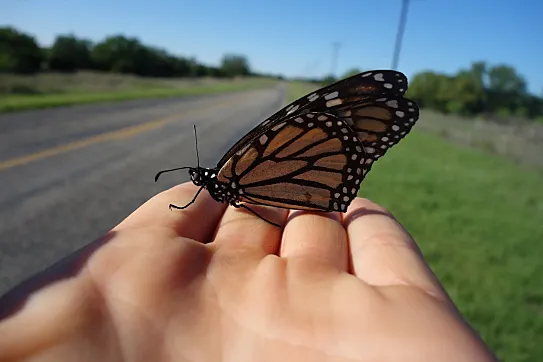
[321,74,337,86]
[408,61,543,121]
[487,64,526,95]
[0,26,44,73]
[91,35,150,75]
[407,71,452,112]
[486,64,528,115]
[48,34,93,72]
[220,54,250,77]
[445,70,486,115]
[341,68,362,79]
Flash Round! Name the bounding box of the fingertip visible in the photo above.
[344,197,449,301]
[114,182,227,242]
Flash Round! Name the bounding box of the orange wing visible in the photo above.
[217,112,370,212]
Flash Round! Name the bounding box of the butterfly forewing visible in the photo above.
[217,70,410,167]
[217,112,369,212]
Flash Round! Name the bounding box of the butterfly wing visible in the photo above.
[216,112,370,212]
[217,70,409,167]
[331,94,420,162]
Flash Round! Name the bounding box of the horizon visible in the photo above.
[3,0,542,95]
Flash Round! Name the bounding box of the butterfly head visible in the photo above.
[189,167,216,187]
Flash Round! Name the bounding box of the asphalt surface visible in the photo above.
[0,85,285,295]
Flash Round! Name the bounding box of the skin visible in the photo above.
[0,182,498,362]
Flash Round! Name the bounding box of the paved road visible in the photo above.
[0,86,285,295]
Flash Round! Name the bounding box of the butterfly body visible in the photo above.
[156,70,420,227]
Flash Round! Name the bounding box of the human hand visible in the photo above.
[0,182,497,362]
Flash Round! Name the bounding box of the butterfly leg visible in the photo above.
[231,202,281,228]
[169,186,205,211]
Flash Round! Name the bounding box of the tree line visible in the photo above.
[326,63,543,122]
[0,26,282,79]
[2,25,541,121]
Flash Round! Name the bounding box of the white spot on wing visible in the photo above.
[318,115,328,121]
[374,73,384,81]
[324,91,339,100]
[259,134,268,144]
[307,93,319,102]
[326,99,342,107]
[384,83,393,89]
[386,100,399,108]
[286,104,299,114]
[272,122,286,131]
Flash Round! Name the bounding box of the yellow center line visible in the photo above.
[0,100,233,171]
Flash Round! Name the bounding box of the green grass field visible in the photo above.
[0,71,278,113]
[288,83,543,362]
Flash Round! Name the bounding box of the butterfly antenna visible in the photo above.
[169,186,205,210]
[154,125,200,182]
[193,124,200,168]
[154,167,191,182]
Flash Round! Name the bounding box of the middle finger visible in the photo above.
[280,211,348,271]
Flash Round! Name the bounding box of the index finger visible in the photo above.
[114,182,227,242]
[344,198,451,303]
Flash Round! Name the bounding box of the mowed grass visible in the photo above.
[0,71,278,113]
[287,83,543,362]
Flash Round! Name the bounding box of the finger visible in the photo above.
[114,182,227,242]
[211,204,287,256]
[280,211,348,272]
[344,198,451,302]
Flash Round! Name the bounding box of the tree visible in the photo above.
[341,68,362,79]
[321,74,337,86]
[407,71,451,112]
[484,64,527,116]
[220,54,250,77]
[48,34,93,72]
[91,35,156,76]
[0,26,44,73]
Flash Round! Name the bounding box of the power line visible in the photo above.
[330,41,341,77]
[391,0,418,70]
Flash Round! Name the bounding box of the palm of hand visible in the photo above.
[0,184,496,362]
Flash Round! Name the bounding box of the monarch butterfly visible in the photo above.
[155,70,419,227]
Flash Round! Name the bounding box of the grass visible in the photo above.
[287,84,543,362]
[0,71,278,113]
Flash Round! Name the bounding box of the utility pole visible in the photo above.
[391,0,411,70]
[331,41,341,78]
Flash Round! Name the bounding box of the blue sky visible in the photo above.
[3,0,543,95]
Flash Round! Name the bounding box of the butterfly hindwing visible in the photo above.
[331,94,420,162]
[216,112,370,212]
[217,70,409,167]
